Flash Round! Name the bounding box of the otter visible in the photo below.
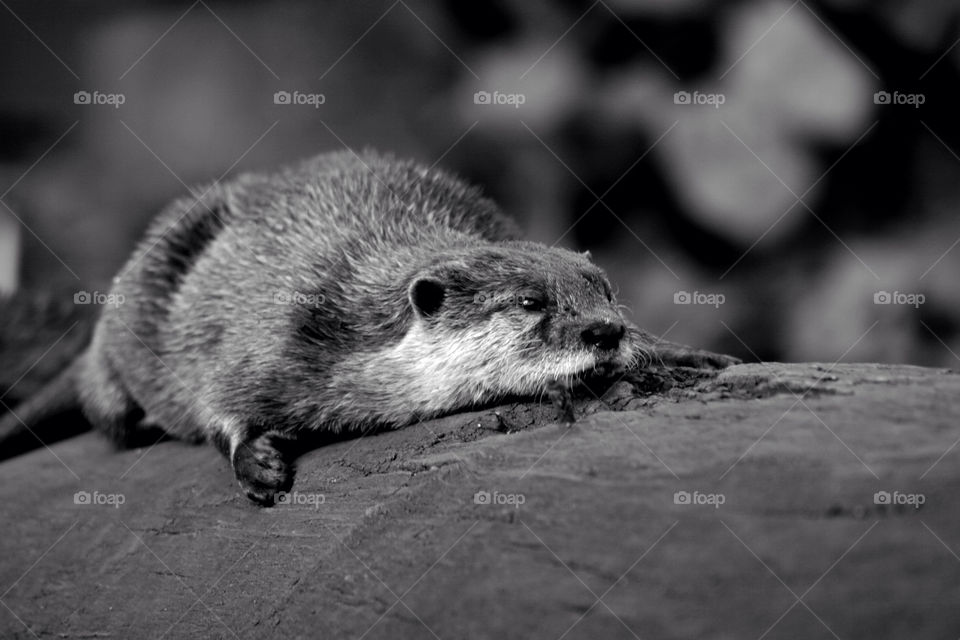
[0,150,736,504]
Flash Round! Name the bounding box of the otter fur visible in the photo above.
[0,150,737,504]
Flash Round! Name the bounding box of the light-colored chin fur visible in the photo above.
[348,316,635,422]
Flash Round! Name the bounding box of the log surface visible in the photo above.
[1,362,958,639]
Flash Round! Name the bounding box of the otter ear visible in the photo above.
[409,277,446,317]
[409,261,474,318]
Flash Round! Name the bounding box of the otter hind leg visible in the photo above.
[75,349,154,447]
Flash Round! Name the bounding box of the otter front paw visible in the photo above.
[231,433,294,506]
[546,379,577,423]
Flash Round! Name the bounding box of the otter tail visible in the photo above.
[0,357,90,461]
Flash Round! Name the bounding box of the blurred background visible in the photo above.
[1,0,959,366]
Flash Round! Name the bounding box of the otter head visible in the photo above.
[404,242,635,404]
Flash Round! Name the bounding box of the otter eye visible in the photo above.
[519,296,546,312]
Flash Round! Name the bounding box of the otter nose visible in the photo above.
[581,320,625,351]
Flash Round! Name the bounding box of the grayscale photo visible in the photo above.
[1,0,958,638]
